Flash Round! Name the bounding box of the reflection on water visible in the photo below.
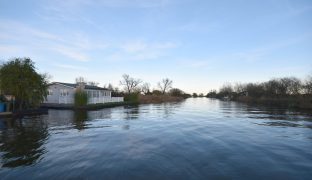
[73,110,88,130]
[0,117,48,167]
[216,100,312,129]
[124,105,140,120]
[0,99,312,179]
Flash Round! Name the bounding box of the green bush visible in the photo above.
[0,58,49,110]
[152,90,162,95]
[124,93,139,103]
[74,90,88,107]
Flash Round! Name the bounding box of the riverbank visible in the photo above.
[0,108,48,118]
[234,96,312,110]
[0,112,12,118]
[41,101,137,110]
[138,94,185,104]
[41,95,185,110]
[1,95,186,117]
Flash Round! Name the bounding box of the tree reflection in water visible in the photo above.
[124,105,140,120]
[0,116,49,168]
[217,99,312,129]
[73,110,88,130]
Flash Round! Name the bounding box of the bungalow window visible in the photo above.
[48,89,53,95]
[87,91,92,97]
[60,89,69,96]
[92,91,99,98]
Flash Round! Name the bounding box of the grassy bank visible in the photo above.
[138,94,185,104]
[0,108,49,118]
[41,101,137,110]
[235,96,312,110]
[41,94,186,111]
[77,101,137,110]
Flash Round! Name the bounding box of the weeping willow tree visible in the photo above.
[0,58,49,110]
[74,90,88,107]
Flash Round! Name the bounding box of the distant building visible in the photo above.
[44,82,123,104]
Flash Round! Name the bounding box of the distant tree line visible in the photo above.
[75,74,192,99]
[207,75,312,100]
[117,74,191,98]
[73,73,193,101]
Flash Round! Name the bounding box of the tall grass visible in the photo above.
[124,93,139,103]
[74,90,88,107]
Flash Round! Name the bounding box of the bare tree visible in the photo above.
[75,77,99,86]
[75,76,86,84]
[234,82,245,93]
[219,83,233,97]
[87,81,99,86]
[158,78,173,94]
[304,75,312,95]
[104,83,114,91]
[119,74,142,94]
[286,77,302,95]
[169,88,184,97]
[141,82,150,94]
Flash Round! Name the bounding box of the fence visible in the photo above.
[47,96,124,104]
[58,96,74,104]
[87,97,124,104]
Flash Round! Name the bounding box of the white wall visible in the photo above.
[45,84,75,104]
[45,84,123,104]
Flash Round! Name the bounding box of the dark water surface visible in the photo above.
[1,98,312,179]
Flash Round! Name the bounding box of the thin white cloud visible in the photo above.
[0,45,19,54]
[52,46,90,62]
[121,41,148,53]
[36,0,173,24]
[189,60,211,68]
[177,34,312,70]
[44,0,172,9]
[0,19,107,62]
[232,34,312,63]
[172,21,227,33]
[0,19,176,63]
[108,40,178,61]
[0,20,60,41]
[121,40,177,53]
[54,64,88,71]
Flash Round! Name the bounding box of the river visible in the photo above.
[0,98,312,179]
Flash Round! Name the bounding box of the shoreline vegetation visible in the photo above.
[138,94,185,104]
[41,101,136,110]
[1,57,311,117]
[235,96,312,110]
[206,75,312,110]
[40,94,186,111]
[0,58,190,117]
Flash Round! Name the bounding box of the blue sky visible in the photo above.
[0,0,311,93]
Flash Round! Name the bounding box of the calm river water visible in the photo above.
[0,98,312,179]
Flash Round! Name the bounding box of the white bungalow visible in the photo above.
[44,82,123,104]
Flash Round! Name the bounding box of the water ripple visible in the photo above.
[0,98,312,179]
